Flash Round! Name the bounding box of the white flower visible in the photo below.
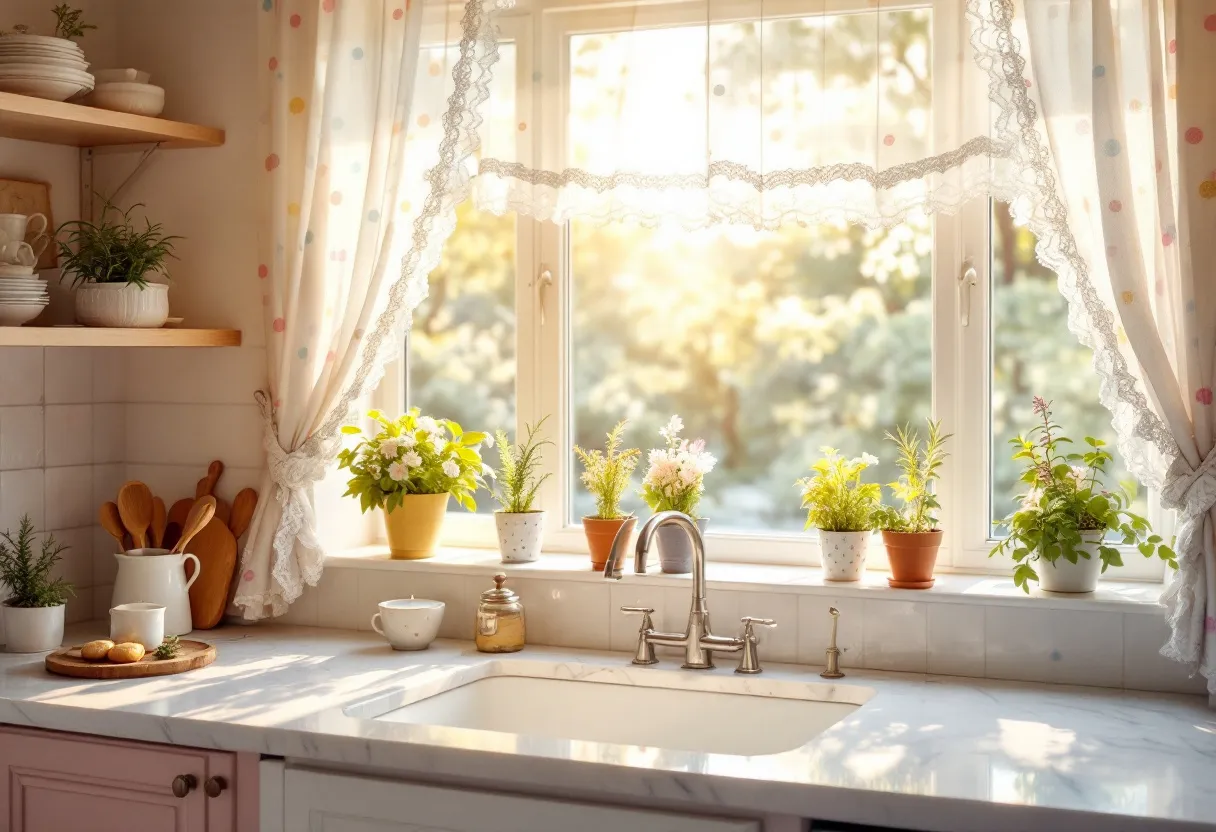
[429,432,447,449]
[416,416,439,433]
[861,452,879,467]
[1020,487,1044,510]
[483,434,495,449]
[400,433,417,449]
[401,450,422,468]
[659,414,684,443]
[379,438,401,460]
[388,461,408,481]
[481,463,497,479]
[368,463,381,479]
[442,459,461,478]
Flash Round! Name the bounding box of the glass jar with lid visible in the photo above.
[475,573,525,653]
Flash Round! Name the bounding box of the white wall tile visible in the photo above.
[66,586,94,626]
[46,527,93,590]
[124,403,263,468]
[44,348,93,404]
[928,604,985,678]
[525,579,610,650]
[92,463,126,513]
[93,584,113,620]
[985,606,1123,687]
[354,570,409,632]
[0,406,44,470]
[93,532,119,586]
[608,583,668,654]
[863,599,928,672]
[91,349,127,403]
[125,347,267,404]
[797,594,865,668]
[44,466,94,530]
[92,403,126,464]
[387,572,478,640]
[0,348,43,406]
[709,589,798,664]
[0,468,44,532]
[278,583,319,627]
[1123,613,1207,695]
[45,404,93,467]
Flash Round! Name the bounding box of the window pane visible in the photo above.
[989,201,1142,526]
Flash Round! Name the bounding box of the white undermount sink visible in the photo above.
[346,660,874,756]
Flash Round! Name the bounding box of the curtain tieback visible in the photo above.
[1161,447,1216,519]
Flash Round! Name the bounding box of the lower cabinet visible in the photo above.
[0,726,255,832]
[282,766,762,832]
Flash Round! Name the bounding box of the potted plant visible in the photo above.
[0,515,73,653]
[574,420,640,571]
[640,415,717,574]
[56,200,179,328]
[871,418,950,588]
[491,417,552,564]
[990,397,1175,593]
[337,408,488,560]
[796,448,882,582]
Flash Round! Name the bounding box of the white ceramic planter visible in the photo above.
[2,601,65,653]
[1037,531,1104,593]
[819,529,870,582]
[75,281,169,328]
[495,511,545,563]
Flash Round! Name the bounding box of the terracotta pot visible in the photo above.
[583,516,636,571]
[881,529,943,589]
[1036,530,1103,593]
[656,517,708,574]
[383,493,450,560]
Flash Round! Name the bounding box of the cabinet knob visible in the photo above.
[204,776,228,798]
[172,774,198,798]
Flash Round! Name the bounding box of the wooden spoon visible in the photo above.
[99,502,127,550]
[228,488,258,541]
[173,496,217,555]
[150,497,168,548]
[116,481,154,549]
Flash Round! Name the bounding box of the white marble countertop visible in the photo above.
[0,624,1212,832]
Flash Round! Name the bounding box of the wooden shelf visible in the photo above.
[0,92,224,148]
[0,327,241,347]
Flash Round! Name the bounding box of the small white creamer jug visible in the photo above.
[111,549,200,636]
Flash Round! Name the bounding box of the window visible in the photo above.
[390,0,1163,582]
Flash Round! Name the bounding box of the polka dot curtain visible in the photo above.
[237,0,498,619]
[976,0,1216,698]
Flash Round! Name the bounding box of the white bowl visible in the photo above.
[0,76,91,101]
[0,302,46,326]
[75,281,168,328]
[0,54,89,70]
[0,264,34,277]
[0,63,93,81]
[0,34,83,52]
[94,68,150,84]
[88,81,164,116]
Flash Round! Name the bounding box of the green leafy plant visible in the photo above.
[338,408,489,513]
[491,417,552,513]
[154,635,181,660]
[51,4,95,39]
[990,397,1175,592]
[871,418,950,533]
[796,448,882,532]
[640,415,716,518]
[574,420,640,520]
[56,200,180,289]
[0,515,73,608]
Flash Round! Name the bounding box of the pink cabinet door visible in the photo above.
[0,726,243,832]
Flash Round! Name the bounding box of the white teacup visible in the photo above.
[371,598,445,651]
[0,240,35,266]
[110,602,166,651]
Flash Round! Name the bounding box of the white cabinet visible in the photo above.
[282,768,761,832]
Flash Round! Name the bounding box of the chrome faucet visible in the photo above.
[604,511,776,673]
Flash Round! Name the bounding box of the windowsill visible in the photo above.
[325,546,1167,614]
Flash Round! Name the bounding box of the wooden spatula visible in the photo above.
[99,502,127,550]
[150,497,167,548]
[173,496,216,555]
[117,481,154,549]
[228,488,258,540]
[195,460,224,499]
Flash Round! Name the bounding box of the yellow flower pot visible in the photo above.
[384,493,450,560]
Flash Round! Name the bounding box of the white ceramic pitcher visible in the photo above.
[111,549,200,636]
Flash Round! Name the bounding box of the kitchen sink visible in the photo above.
[345,660,873,756]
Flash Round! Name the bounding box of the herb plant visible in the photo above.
[871,418,950,534]
[154,635,181,660]
[990,397,1175,592]
[491,417,552,513]
[796,448,882,532]
[640,415,717,518]
[574,420,640,520]
[52,4,95,39]
[338,409,489,513]
[0,515,73,608]
[56,201,180,289]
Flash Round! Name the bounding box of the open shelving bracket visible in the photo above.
[79,141,162,222]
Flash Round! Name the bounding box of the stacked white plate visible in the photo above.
[0,272,49,326]
[0,34,93,101]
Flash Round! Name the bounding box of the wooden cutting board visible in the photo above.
[185,517,238,629]
[45,640,215,679]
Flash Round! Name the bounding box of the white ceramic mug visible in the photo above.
[370,598,445,651]
[0,213,48,259]
[0,240,35,266]
[109,602,166,650]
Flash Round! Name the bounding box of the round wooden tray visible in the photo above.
[45,640,216,679]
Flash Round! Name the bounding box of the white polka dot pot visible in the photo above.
[818,529,870,582]
[495,511,546,563]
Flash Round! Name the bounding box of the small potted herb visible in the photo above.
[338,409,488,559]
[574,421,640,571]
[871,419,951,588]
[640,415,717,574]
[491,417,552,564]
[56,201,180,328]
[990,397,1175,593]
[0,515,73,653]
[51,4,95,39]
[796,448,882,582]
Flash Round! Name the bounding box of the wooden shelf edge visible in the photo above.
[0,91,225,148]
[0,327,241,347]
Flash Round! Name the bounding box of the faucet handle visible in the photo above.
[735,617,775,675]
[740,616,776,630]
[620,606,657,666]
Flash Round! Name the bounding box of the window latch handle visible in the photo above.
[958,259,977,327]
[537,267,553,326]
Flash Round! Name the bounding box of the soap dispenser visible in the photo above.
[475,573,526,653]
